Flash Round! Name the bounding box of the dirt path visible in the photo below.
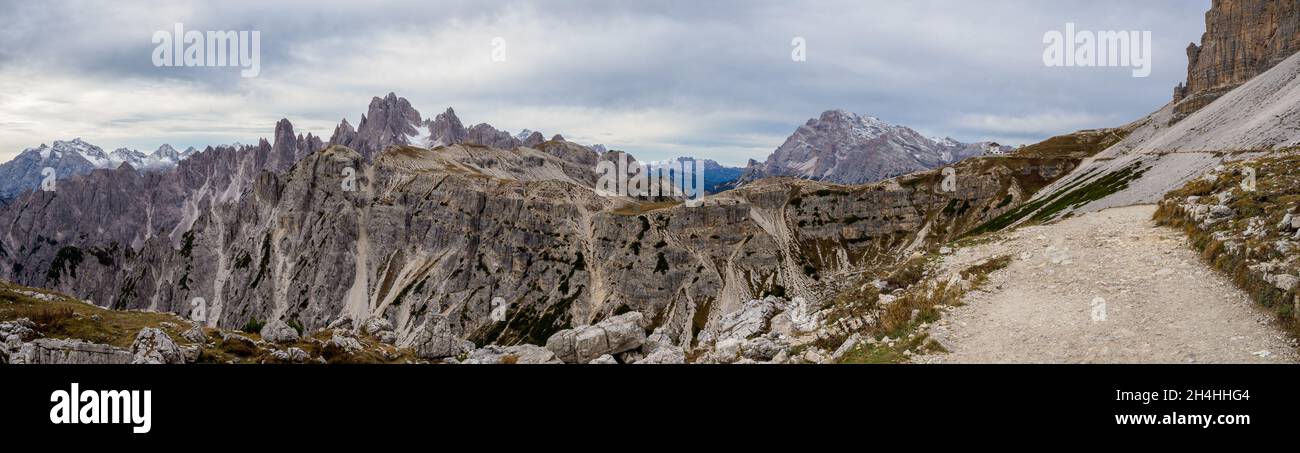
[915,205,1298,364]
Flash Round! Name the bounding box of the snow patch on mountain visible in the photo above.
[732,110,993,186]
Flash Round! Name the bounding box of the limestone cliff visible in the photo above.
[1174,0,1300,119]
[0,135,1075,350]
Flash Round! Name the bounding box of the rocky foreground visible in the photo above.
[1155,151,1300,338]
[916,205,1297,364]
[3,235,1016,365]
[0,279,828,364]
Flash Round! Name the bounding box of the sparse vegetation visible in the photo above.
[241,318,265,334]
[965,162,1147,237]
[825,252,1013,364]
[611,200,681,216]
[0,281,191,348]
[1013,127,1131,159]
[1154,151,1300,337]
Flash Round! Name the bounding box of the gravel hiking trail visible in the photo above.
[915,205,1298,364]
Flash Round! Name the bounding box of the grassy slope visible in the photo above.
[0,281,420,364]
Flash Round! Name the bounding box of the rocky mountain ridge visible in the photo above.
[0,139,200,200]
[0,98,1081,362]
[730,109,999,188]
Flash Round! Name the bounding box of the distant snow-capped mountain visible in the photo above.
[731,110,996,187]
[0,138,197,200]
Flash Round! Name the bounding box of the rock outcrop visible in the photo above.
[466,123,522,149]
[0,91,1085,364]
[260,319,301,343]
[8,338,133,364]
[182,324,207,343]
[429,108,467,147]
[545,312,646,364]
[0,133,1076,356]
[131,328,184,364]
[1173,0,1300,119]
[406,314,474,359]
[459,344,562,364]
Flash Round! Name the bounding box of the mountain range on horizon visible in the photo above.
[0,97,1010,203]
[2,0,1300,367]
[0,140,199,200]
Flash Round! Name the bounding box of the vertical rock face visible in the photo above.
[1174,0,1300,118]
[330,118,358,148]
[271,119,301,171]
[0,93,1083,357]
[428,108,467,147]
[465,123,522,149]
[522,131,546,148]
[428,107,526,149]
[0,129,1077,349]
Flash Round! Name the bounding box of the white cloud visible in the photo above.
[0,0,1211,164]
[954,111,1120,136]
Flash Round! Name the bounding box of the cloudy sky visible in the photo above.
[0,0,1209,165]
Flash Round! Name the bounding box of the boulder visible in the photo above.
[11,338,132,364]
[832,333,864,361]
[329,329,364,353]
[711,338,743,363]
[180,345,201,363]
[181,324,207,343]
[362,317,394,336]
[1216,192,1235,205]
[461,345,562,364]
[270,347,311,363]
[740,335,789,361]
[588,354,618,364]
[130,328,184,364]
[618,350,645,364]
[636,346,686,364]
[545,312,646,364]
[714,299,780,342]
[259,320,301,344]
[326,315,354,331]
[1270,274,1299,292]
[220,332,256,350]
[407,314,473,359]
[643,326,674,353]
[0,318,37,342]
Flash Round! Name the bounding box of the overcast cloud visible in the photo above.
[0,0,1210,165]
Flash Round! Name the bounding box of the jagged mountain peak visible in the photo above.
[329,94,423,160]
[429,107,467,147]
[733,109,987,187]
